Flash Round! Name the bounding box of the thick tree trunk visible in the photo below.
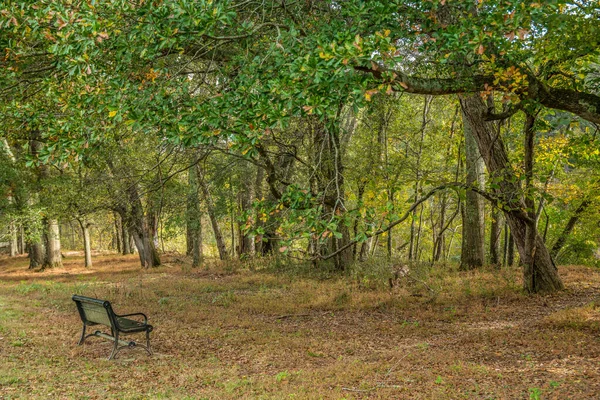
[460,107,486,269]
[197,164,229,260]
[43,219,62,269]
[28,241,44,269]
[459,94,563,292]
[550,199,591,261]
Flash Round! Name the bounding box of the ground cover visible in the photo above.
[1,254,599,399]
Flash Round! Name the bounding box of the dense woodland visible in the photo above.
[1,1,599,293]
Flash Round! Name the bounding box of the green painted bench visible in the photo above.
[72,295,153,360]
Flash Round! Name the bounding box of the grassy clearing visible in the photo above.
[1,254,600,399]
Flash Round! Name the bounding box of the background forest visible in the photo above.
[0,0,599,293]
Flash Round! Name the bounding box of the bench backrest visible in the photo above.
[72,295,116,327]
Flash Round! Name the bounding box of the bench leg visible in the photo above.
[78,324,87,345]
[145,330,152,356]
[108,331,119,360]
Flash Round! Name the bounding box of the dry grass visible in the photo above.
[1,253,600,399]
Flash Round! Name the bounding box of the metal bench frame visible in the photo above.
[72,295,153,360]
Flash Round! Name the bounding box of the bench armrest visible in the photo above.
[117,312,148,324]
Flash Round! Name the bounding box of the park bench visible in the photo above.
[72,295,153,360]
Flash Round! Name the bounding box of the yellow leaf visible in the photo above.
[108,110,117,117]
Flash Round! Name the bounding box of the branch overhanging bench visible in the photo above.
[72,295,153,360]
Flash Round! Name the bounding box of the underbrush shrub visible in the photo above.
[555,238,598,266]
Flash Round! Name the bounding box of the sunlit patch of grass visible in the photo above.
[541,302,600,331]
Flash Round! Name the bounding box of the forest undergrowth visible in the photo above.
[1,253,599,399]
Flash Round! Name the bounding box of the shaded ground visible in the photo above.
[0,254,599,399]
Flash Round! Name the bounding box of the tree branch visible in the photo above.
[355,65,600,124]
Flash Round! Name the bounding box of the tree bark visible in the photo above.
[254,165,265,255]
[507,231,515,266]
[122,219,131,255]
[460,106,486,269]
[18,225,25,254]
[490,207,503,267]
[459,94,563,293]
[78,219,93,268]
[28,241,44,269]
[186,164,204,267]
[9,220,18,257]
[113,212,122,254]
[192,215,203,267]
[43,218,62,269]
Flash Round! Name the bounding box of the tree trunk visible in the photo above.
[127,185,160,268]
[186,164,204,267]
[131,232,146,266]
[550,199,591,261]
[237,174,255,258]
[78,219,93,268]
[9,220,18,257]
[192,216,203,268]
[359,240,370,262]
[18,225,25,254]
[43,218,62,269]
[459,94,563,293]
[507,231,515,266]
[28,241,44,269]
[254,165,265,255]
[490,207,503,266]
[328,121,353,270]
[122,219,131,255]
[460,106,486,269]
[114,212,122,254]
[353,182,366,260]
[196,164,229,260]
